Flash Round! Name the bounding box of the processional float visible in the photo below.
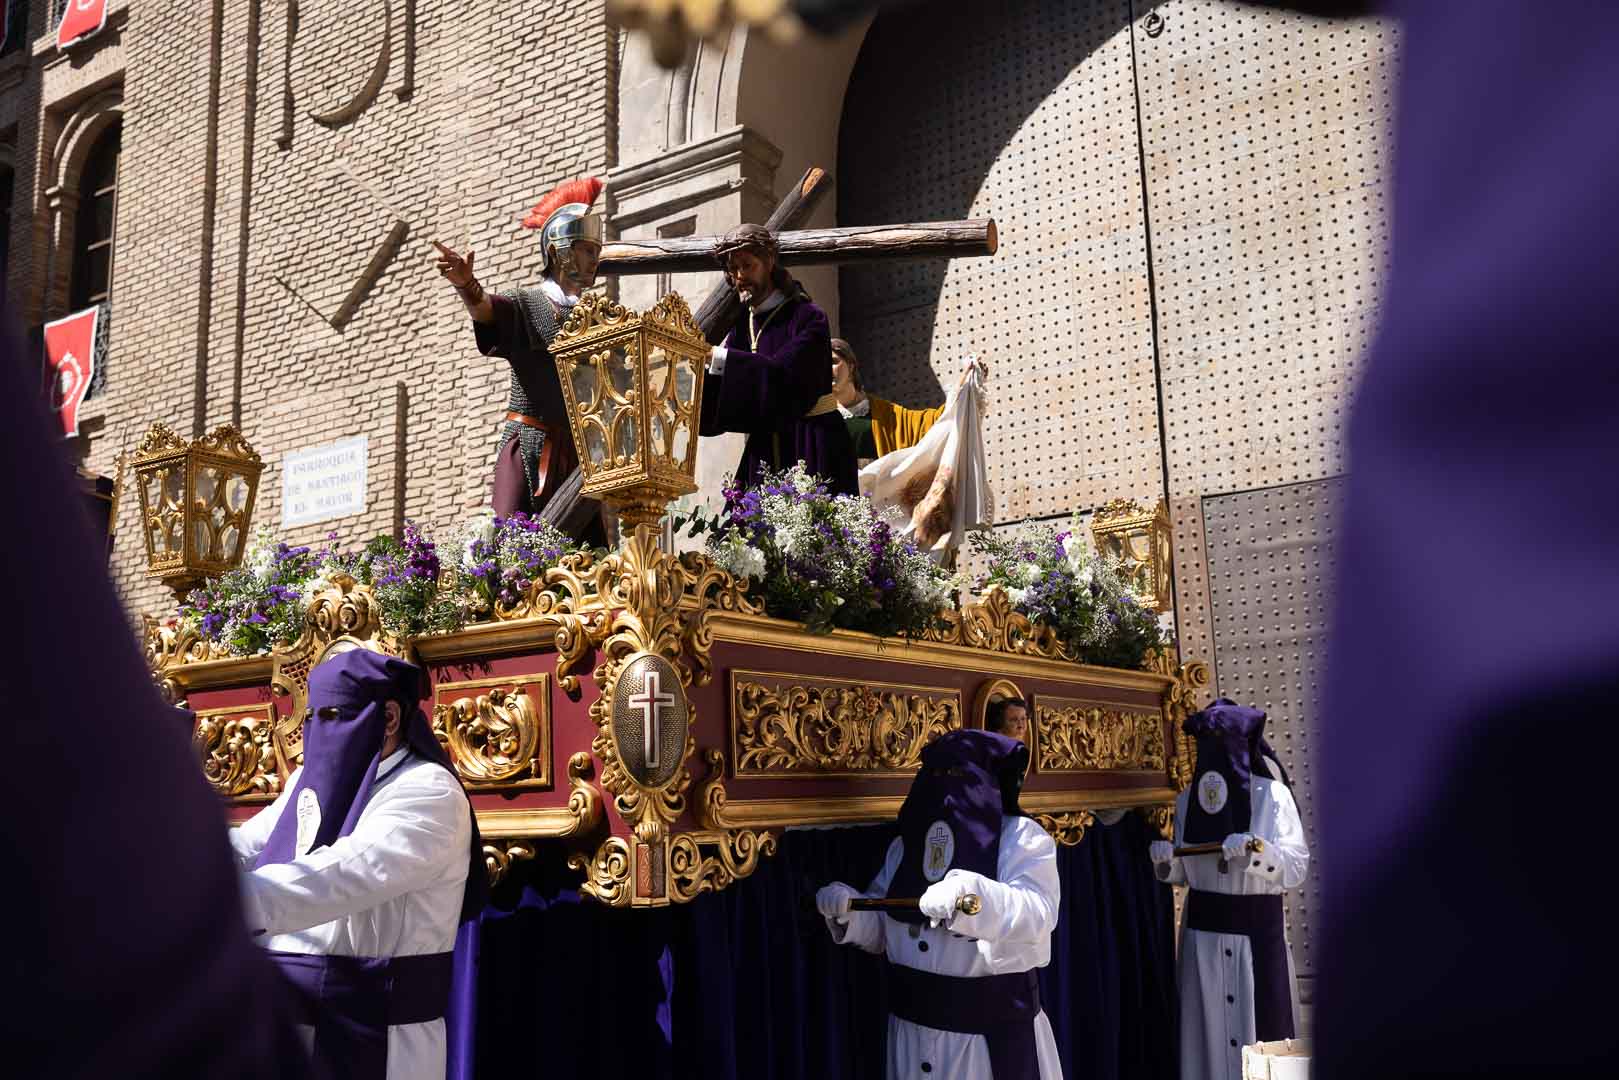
[143,177,1205,907]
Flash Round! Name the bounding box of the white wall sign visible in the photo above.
[282,436,368,528]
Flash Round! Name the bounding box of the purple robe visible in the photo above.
[0,325,311,1076]
[701,289,858,495]
[1318,1,1619,1073]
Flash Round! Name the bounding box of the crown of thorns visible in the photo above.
[713,223,778,263]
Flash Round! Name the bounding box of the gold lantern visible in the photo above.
[130,422,264,599]
[550,292,708,532]
[1090,497,1173,613]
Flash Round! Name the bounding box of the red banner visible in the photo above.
[45,307,101,438]
[58,0,110,50]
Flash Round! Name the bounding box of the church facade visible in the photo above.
[0,0,1396,1023]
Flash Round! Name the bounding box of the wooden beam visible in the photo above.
[600,219,999,277]
[690,166,832,344]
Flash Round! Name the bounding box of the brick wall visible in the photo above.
[1,1,618,625]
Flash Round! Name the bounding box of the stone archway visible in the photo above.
[613,18,872,510]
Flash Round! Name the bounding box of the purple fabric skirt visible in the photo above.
[887,963,1043,1078]
[270,950,454,1080]
[1184,890,1295,1040]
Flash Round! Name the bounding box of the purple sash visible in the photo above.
[887,964,1042,1078]
[1184,890,1295,1040]
[270,950,454,1080]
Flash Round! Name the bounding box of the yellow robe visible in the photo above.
[868,396,945,458]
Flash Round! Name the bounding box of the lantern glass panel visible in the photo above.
[162,466,184,512]
[1128,533,1151,561]
[571,357,599,413]
[584,424,609,467]
[222,524,240,561]
[196,466,216,507]
[228,473,249,510]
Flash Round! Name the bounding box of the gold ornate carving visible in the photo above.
[269,574,398,770]
[432,674,551,789]
[1033,810,1096,847]
[668,828,778,903]
[1137,804,1175,841]
[1034,697,1166,773]
[567,836,634,906]
[925,586,1068,661]
[582,527,704,847]
[1145,648,1211,791]
[133,421,189,457]
[731,671,962,777]
[193,704,282,800]
[484,840,537,888]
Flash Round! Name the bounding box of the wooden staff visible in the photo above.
[848,893,983,916]
[1174,837,1266,858]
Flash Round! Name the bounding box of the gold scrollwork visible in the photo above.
[1145,648,1210,791]
[925,586,1069,661]
[1137,804,1175,841]
[484,840,537,888]
[567,836,634,906]
[432,675,551,789]
[193,705,282,800]
[732,673,961,776]
[668,828,778,903]
[1033,810,1096,847]
[270,574,398,768]
[1034,698,1166,772]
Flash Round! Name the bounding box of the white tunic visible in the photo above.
[824,816,1065,1079]
[1156,779,1310,1080]
[229,748,472,1080]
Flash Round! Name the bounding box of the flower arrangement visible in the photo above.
[688,464,956,638]
[179,522,471,655]
[970,514,1165,669]
[449,511,579,616]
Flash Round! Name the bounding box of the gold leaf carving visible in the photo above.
[1137,804,1175,841]
[1144,648,1210,791]
[432,677,550,788]
[1033,810,1096,847]
[1034,698,1166,772]
[732,673,961,776]
[193,705,281,800]
[668,828,778,903]
[568,836,633,906]
[925,585,1068,661]
[484,840,537,888]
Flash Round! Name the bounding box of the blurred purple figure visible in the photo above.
[0,325,311,1075]
[1317,0,1619,1073]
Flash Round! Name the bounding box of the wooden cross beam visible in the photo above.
[597,166,997,344]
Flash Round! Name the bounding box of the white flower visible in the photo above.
[1007,586,1028,605]
[1018,561,1042,587]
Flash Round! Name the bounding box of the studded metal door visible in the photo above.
[838,0,1165,522]
[1202,477,1341,1015]
[1132,0,1397,686]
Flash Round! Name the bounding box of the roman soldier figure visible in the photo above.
[434,178,607,541]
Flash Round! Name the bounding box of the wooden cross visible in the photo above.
[629,667,677,770]
[597,167,998,343]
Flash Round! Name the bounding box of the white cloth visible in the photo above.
[229,748,472,1080]
[858,359,993,559]
[837,395,872,419]
[539,276,577,312]
[1155,779,1310,1080]
[823,816,1064,1080]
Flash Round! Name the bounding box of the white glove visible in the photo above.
[919,870,976,928]
[708,345,728,374]
[1222,832,1256,862]
[1149,840,1174,865]
[816,882,859,920]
